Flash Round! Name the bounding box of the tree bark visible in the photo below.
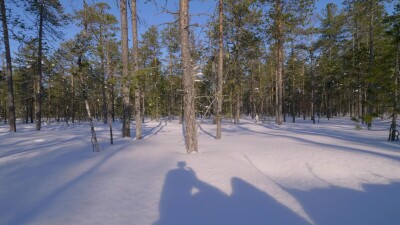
[131,0,142,139]
[180,0,198,153]
[35,0,45,131]
[0,0,16,132]
[79,0,100,152]
[310,48,315,124]
[216,0,223,139]
[106,39,113,144]
[99,22,108,124]
[390,26,399,141]
[367,0,374,129]
[274,0,283,125]
[120,0,130,137]
[168,54,174,120]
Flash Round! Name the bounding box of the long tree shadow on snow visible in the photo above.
[232,124,400,162]
[154,161,310,225]
[138,120,167,139]
[284,181,400,225]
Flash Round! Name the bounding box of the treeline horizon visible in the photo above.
[1,0,400,151]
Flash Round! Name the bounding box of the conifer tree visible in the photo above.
[120,0,130,137]
[265,0,314,125]
[0,0,16,132]
[180,0,198,153]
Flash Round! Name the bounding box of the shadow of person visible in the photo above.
[154,161,229,225]
[154,162,311,225]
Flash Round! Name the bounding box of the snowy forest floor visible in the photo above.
[1,117,400,225]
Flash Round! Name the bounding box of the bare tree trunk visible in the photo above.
[367,0,374,129]
[142,90,145,123]
[120,0,130,137]
[274,0,283,125]
[235,93,240,124]
[70,73,75,123]
[310,50,315,124]
[106,40,113,145]
[168,54,174,120]
[77,61,100,151]
[84,98,100,152]
[79,0,100,152]
[390,27,399,141]
[0,0,16,132]
[35,0,45,131]
[99,22,108,125]
[131,0,142,139]
[180,0,198,153]
[216,0,224,139]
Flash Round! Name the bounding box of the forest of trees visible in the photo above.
[1,0,400,152]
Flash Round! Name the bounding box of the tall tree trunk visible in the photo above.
[70,72,75,123]
[0,0,16,132]
[180,0,198,153]
[390,27,400,141]
[310,49,315,124]
[80,0,99,152]
[275,0,283,125]
[106,42,113,145]
[235,93,240,123]
[35,0,44,131]
[168,54,174,120]
[99,22,107,125]
[120,0,130,137]
[367,0,374,129]
[216,0,223,139]
[131,0,142,139]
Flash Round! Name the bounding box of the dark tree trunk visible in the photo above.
[168,54,174,120]
[367,0,374,129]
[216,0,223,139]
[0,0,16,132]
[71,74,75,123]
[35,0,45,131]
[106,40,114,144]
[274,0,283,125]
[120,0,130,137]
[180,0,198,153]
[390,26,399,141]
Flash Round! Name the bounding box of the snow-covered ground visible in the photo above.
[1,117,400,225]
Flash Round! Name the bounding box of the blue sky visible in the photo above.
[5,0,343,56]
[61,0,342,41]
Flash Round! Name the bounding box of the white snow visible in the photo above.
[1,117,400,225]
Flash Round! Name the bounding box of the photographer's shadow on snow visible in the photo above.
[154,161,309,225]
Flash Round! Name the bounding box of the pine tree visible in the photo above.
[131,0,142,139]
[0,0,16,132]
[317,3,346,120]
[385,3,400,141]
[180,0,198,153]
[120,0,130,137]
[216,0,224,139]
[265,0,314,125]
[24,0,67,130]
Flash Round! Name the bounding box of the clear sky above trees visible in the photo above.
[7,0,342,54]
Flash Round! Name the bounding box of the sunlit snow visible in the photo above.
[1,117,399,225]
